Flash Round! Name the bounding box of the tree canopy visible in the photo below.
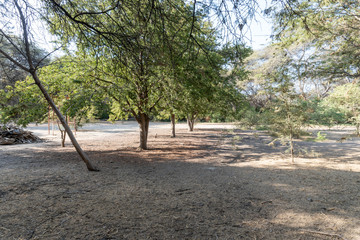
[6,0,360,165]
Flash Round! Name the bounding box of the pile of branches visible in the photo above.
[0,125,41,145]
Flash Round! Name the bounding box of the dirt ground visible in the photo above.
[0,121,359,240]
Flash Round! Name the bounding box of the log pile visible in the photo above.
[0,125,41,145]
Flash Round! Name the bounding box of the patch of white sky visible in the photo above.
[245,0,273,50]
[27,0,61,55]
[204,0,273,50]
[0,0,61,55]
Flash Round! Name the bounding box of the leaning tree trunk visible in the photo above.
[171,113,176,138]
[138,113,150,150]
[5,2,98,171]
[31,72,98,171]
[187,114,196,132]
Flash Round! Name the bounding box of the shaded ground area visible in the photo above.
[0,122,359,239]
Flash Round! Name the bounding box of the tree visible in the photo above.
[0,78,48,126]
[0,37,52,126]
[323,83,360,135]
[215,43,252,122]
[266,89,309,163]
[44,0,227,148]
[180,51,222,131]
[0,0,98,171]
[266,0,360,134]
[242,43,311,162]
[1,55,109,128]
[0,35,50,89]
[40,0,301,146]
[270,0,360,83]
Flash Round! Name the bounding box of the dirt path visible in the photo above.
[0,122,359,239]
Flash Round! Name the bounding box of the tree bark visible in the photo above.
[31,72,99,171]
[187,114,195,132]
[56,120,66,147]
[171,113,176,138]
[138,113,150,150]
[290,133,294,163]
[59,130,66,147]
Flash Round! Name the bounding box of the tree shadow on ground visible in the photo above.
[0,128,359,239]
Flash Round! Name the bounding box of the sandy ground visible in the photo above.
[0,121,359,240]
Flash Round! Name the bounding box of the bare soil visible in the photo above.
[0,122,359,240]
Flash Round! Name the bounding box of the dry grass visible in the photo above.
[0,124,359,239]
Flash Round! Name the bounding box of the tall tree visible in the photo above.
[44,0,223,149]
[0,0,98,171]
[242,43,311,162]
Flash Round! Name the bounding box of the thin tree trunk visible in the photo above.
[62,130,67,147]
[356,122,360,136]
[171,113,176,138]
[59,129,66,147]
[4,1,98,171]
[290,133,294,163]
[56,118,67,147]
[187,114,195,132]
[52,111,55,136]
[32,72,98,171]
[138,113,150,150]
[57,120,66,147]
[74,117,77,134]
[48,105,51,135]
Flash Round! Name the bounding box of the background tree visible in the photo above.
[322,83,360,135]
[0,37,50,89]
[0,78,48,126]
[215,43,252,122]
[265,88,309,163]
[1,56,110,127]
[270,0,360,86]
[264,0,360,133]
[0,0,98,171]
[45,0,229,148]
[241,42,312,162]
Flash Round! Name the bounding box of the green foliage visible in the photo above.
[267,93,309,138]
[0,34,52,126]
[37,57,110,121]
[42,0,252,145]
[271,0,360,85]
[0,80,48,126]
[315,131,327,141]
[237,108,263,129]
[243,43,312,161]
[307,99,347,127]
[46,0,212,124]
[322,83,360,133]
[0,56,111,126]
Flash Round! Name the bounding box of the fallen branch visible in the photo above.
[0,125,41,145]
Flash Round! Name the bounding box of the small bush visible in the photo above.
[315,131,327,141]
